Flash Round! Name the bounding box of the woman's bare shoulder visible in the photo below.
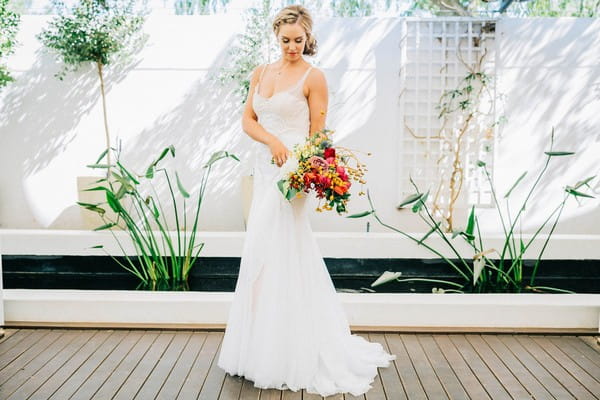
[306,66,327,88]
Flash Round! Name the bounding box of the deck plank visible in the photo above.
[0,329,81,399]
[481,335,552,400]
[0,329,50,368]
[177,331,222,400]
[2,329,600,400]
[133,330,192,399]
[49,330,128,400]
[0,329,63,386]
[547,336,600,382]
[433,334,491,400]
[5,330,94,400]
[465,334,531,399]
[156,331,207,400]
[418,335,469,400]
[515,335,596,399]
[91,330,160,399]
[111,330,176,400]
[198,331,228,400]
[361,333,385,400]
[498,335,575,399]
[385,333,427,399]
[28,330,113,400]
[531,336,600,396]
[0,329,28,354]
[71,330,145,399]
[370,333,406,400]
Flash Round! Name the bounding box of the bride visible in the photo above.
[217,4,396,397]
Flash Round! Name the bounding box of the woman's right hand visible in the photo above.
[268,137,290,167]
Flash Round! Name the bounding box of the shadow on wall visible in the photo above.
[0,46,142,227]
[113,37,253,231]
[494,18,600,233]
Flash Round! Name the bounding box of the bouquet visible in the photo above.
[275,129,368,214]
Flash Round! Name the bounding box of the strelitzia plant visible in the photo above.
[351,128,597,293]
[78,144,239,290]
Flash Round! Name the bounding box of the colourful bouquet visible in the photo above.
[275,129,368,214]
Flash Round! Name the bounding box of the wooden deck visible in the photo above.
[0,329,598,399]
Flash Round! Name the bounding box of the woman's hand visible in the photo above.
[267,137,290,167]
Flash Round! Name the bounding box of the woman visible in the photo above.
[217,5,396,397]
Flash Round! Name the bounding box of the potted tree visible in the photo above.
[37,0,147,228]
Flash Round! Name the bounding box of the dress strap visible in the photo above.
[256,63,268,93]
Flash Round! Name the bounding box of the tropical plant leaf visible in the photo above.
[412,190,429,213]
[371,271,402,287]
[76,201,106,215]
[465,205,476,239]
[86,163,111,169]
[544,151,575,156]
[116,161,140,184]
[347,210,374,219]
[565,188,595,198]
[572,175,596,190]
[473,257,486,285]
[418,221,440,244]
[95,148,109,164]
[94,222,117,231]
[175,171,190,198]
[397,193,422,209]
[504,171,528,198]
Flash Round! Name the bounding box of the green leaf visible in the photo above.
[94,222,117,231]
[286,187,299,201]
[397,193,422,209]
[347,210,374,218]
[86,163,111,169]
[418,221,440,244]
[277,179,286,195]
[504,171,527,198]
[175,172,190,198]
[76,201,106,215]
[412,190,429,213]
[565,188,595,199]
[465,205,476,239]
[105,191,121,213]
[116,161,140,184]
[95,148,109,164]
[544,151,575,156]
[145,165,154,179]
[83,186,109,192]
[573,175,596,190]
[90,245,104,249]
[476,160,486,167]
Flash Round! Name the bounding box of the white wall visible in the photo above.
[0,16,598,234]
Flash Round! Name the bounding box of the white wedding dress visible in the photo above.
[217,64,396,397]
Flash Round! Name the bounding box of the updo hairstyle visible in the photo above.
[272,5,318,56]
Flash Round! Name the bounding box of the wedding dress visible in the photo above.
[217,63,396,397]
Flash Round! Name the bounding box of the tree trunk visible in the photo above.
[97,61,111,177]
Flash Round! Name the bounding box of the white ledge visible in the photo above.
[3,290,599,333]
[1,229,600,259]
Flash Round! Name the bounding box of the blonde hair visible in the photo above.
[272,5,317,56]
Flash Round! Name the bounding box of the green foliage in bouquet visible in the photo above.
[0,0,20,90]
[37,0,147,175]
[78,145,239,290]
[351,128,597,293]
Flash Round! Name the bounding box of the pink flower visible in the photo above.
[336,165,348,181]
[309,156,329,169]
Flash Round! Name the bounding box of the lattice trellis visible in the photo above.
[398,18,498,229]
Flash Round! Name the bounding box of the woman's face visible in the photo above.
[277,22,307,61]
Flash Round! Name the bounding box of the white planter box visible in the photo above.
[2,289,599,333]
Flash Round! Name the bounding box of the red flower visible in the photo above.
[336,165,349,181]
[326,156,336,165]
[324,147,335,159]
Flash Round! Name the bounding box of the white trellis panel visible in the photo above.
[398,18,498,215]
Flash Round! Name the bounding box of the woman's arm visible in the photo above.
[242,64,290,167]
[306,68,329,136]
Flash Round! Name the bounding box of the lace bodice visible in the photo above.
[252,64,313,149]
